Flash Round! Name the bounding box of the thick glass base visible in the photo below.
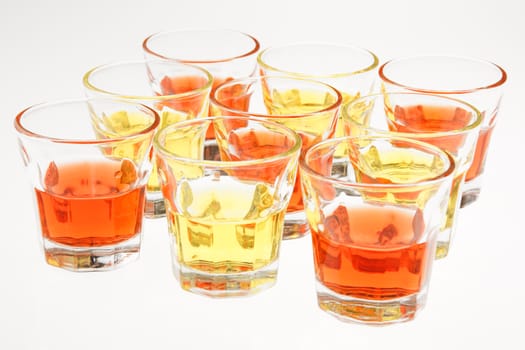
[435,225,453,259]
[460,176,482,208]
[283,211,309,240]
[435,240,450,259]
[460,188,481,208]
[172,260,279,298]
[43,235,141,272]
[145,194,166,218]
[315,281,426,325]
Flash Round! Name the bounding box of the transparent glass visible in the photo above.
[154,116,302,297]
[14,98,160,271]
[83,60,213,218]
[143,28,260,115]
[258,42,379,139]
[379,55,507,207]
[343,92,482,259]
[300,135,455,324]
[211,75,342,239]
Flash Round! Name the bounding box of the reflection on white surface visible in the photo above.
[2,0,524,349]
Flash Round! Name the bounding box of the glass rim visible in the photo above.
[14,98,161,144]
[257,42,380,79]
[142,28,261,64]
[154,115,302,167]
[379,55,508,94]
[82,59,213,101]
[210,75,343,118]
[342,92,483,138]
[300,135,456,190]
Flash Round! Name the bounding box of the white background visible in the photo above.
[2,0,524,349]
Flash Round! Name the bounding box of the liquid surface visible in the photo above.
[312,203,431,300]
[167,178,285,273]
[388,104,484,180]
[36,160,145,246]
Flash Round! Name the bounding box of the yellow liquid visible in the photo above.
[266,89,358,137]
[91,109,154,164]
[95,110,153,136]
[348,144,459,259]
[264,88,337,115]
[435,171,466,259]
[348,143,449,212]
[167,177,285,274]
[150,108,195,192]
[263,89,357,161]
[354,145,448,184]
[261,88,341,148]
[336,92,360,138]
[92,108,196,192]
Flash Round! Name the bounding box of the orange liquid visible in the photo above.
[156,75,210,118]
[209,76,251,113]
[160,75,250,138]
[218,128,296,187]
[465,126,493,181]
[35,160,145,247]
[388,104,489,181]
[312,204,430,300]
[388,104,471,151]
[288,133,319,212]
[225,128,310,212]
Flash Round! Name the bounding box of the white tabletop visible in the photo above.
[2,0,524,349]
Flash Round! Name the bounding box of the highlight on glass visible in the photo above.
[210,75,343,240]
[300,135,455,324]
[14,98,160,271]
[257,42,379,139]
[343,92,482,259]
[379,55,506,207]
[83,59,213,218]
[143,28,260,119]
[154,116,302,297]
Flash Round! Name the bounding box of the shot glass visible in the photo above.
[143,28,260,118]
[154,116,302,297]
[257,42,379,139]
[210,76,342,239]
[14,98,160,271]
[83,60,212,218]
[343,93,481,259]
[300,135,455,324]
[379,55,507,207]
